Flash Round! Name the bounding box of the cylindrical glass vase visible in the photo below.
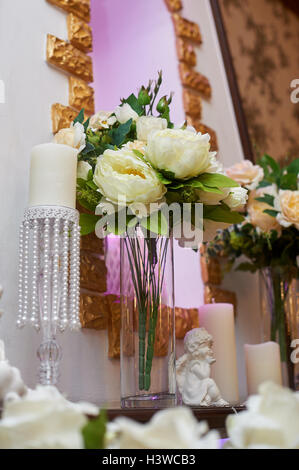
[260,267,299,390]
[120,228,176,408]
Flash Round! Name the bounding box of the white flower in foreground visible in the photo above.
[115,103,138,124]
[94,148,166,205]
[227,382,299,449]
[89,111,116,131]
[226,160,264,190]
[223,187,248,210]
[276,190,299,230]
[0,386,98,449]
[146,129,216,180]
[136,116,167,142]
[77,161,92,180]
[247,184,281,233]
[0,340,27,402]
[54,122,86,153]
[107,407,219,449]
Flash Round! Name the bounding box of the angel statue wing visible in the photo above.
[175,353,188,394]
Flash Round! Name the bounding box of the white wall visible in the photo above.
[0,0,260,404]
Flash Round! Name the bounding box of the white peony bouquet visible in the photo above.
[55,72,247,240]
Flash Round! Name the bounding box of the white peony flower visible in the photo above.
[223,187,248,210]
[0,340,26,402]
[146,129,216,180]
[227,382,299,449]
[89,111,116,131]
[0,386,98,449]
[77,161,92,180]
[226,160,264,190]
[136,116,167,142]
[275,190,299,230]
[93,148,166,205]
[107,407,219,449]
[115,103,138,124]
[54,122,86,153]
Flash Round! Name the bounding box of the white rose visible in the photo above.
[226,160,264,190]
[136,116,167,142]
[122,140,146,154]
[146,129,216,180]
[227,382,299,449]
[107,407,219,449]
[115,103,138,124]
[77,161,92,180]
[93,148,166,205]
[54,122,86,153]
[198,188,230,206]
[0,385,98,449]
[223,187,248,210]
[89,111,116,131]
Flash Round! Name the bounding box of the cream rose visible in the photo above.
[115,103,138,124]
[136,116,167,142]
[93,148,166,205]
[227,382,299,449]
[122,140,146,154]
[223,187,248,210]
[276,190,299,230]
[226,160,264,190]
[89,111,116,131]
[0,386,98,449]
[247,185,281,233]
[54,122,86,153]
[197,188,230,206]
[146,129,216,180]
[77,161,92,180]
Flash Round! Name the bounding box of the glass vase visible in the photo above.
[260,267,299,390]
[120,228,176,408]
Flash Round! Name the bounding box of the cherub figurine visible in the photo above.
[176,328,228,407]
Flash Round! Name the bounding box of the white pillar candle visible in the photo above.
[29,143,78,208]
[198,303,239,404]
[244,342,282,396]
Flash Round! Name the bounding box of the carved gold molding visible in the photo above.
[183,89,202,118]
[46,0,90,22]
[186,117,218,151]
[179,63,212,98]
[69,76,95,115]
[164,0,182,13]
[51,103,77,133]
[47,34,93,83]
[176,38,197,67]
[172,13,202,44]
[67,13,93,53]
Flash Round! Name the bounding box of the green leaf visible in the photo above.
[255,195,275,207]
[123,93,144,116]
[77,198,97,213]
[77,178,87,189]
[82,410,107,450]
[264,209,279,218]
[79,213,100,236]
[204,205,245,224]
[81,142,95,155]
[86,180,99,191]
[109,119,132,147]
[159,169,176,181]
[83,117,90,132]
[73,108,85,124]
[286,158,299,175]
[132,149,149,166]
[280,172,297,190]
[236,262,258,273]
[196,173,239,189]
[140,211,168,236]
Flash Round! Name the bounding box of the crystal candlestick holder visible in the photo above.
[17,206,81,385]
